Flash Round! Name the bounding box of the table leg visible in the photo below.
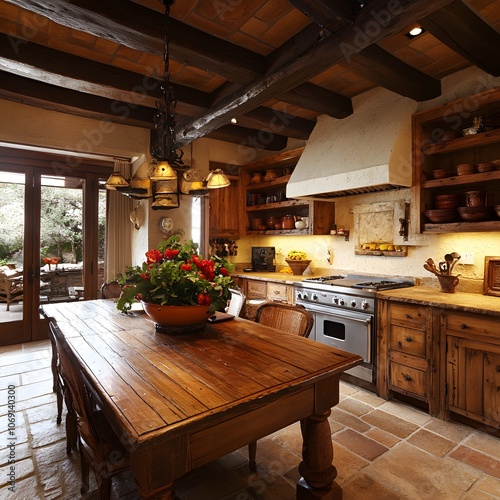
[297,409,342,500]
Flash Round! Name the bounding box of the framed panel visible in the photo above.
[483,256,500,297]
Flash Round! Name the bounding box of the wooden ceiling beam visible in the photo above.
[288,0,358,29]
[348,44,441,101]
[421,1,500,77]
[290,0,441,101]
[0,70,154,128]
[206,125,289,151]
[5,0,265,83]
[232,108,315,141]
[176,0,455,144]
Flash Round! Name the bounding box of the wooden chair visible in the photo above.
[100,280,122,299]
[0,272,24,311]
[226,287,246,317]
[248,302,314,471]
[51,323,130,498]
[48,323,78,454]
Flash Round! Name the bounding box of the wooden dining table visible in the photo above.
[42,299,362,499]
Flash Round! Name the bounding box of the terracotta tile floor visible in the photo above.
[1,340,500,499]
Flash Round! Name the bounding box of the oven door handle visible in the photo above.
[300,303,373,323]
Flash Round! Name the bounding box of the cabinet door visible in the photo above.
[209,178,240,237]
[447,336,500,426]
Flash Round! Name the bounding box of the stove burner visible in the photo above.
[303,275,345,283]
[353,280,403,290]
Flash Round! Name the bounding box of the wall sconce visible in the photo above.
[129,202,143,230]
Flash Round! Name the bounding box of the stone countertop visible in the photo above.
[232,273,500,316]
[377,286,500,317]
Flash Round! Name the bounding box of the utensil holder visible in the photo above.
[437,275,459,293]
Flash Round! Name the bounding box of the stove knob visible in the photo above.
[312,293,318,301]
[361,300,370,310]
[332,295,339,304]
[302,292,308,300]
[338,298,345,306]
[296,292,303,300]
[350,299,357,308]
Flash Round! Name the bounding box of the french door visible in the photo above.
[0,149,109,346]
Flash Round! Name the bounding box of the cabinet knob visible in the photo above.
[405,314,413,319]
[460,323,469,330]
[402,374,412,382]
[404,336,413,343]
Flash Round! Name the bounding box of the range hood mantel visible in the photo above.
[286,89,419,200]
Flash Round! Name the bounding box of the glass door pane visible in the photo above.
[0,171,27,343]
[40,175,84,303]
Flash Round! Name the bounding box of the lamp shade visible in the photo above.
[105,172,129,190]
[206,169,230,189]
[150,160,178,181]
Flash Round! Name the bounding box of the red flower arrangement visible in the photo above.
[116,234,234,314]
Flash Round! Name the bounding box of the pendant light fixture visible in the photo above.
[105,158,130,190]
[205,169,231,189]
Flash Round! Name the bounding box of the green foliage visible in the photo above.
[117,235,235,314]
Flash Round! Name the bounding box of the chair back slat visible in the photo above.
[255,302,314,338]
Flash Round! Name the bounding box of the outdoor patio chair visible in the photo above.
[0,271,24,311]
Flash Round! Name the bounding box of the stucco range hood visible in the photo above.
[286,90,419,200]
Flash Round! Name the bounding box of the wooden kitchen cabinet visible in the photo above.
[442,311,500,429]
[208,170,241,238]
[412,88,500,234]
[242,147,335,235]
[266,282,293,303]
[377,300,440,416]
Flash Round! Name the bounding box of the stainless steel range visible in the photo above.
[295,275,414,384]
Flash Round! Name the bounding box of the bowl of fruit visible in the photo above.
[285,251,311,275]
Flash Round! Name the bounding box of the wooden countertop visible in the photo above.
[377,286,500,317]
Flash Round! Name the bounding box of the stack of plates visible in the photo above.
[457,207,493,221]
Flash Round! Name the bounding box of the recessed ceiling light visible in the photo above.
[230,118,238,124]
[405,26,425,39]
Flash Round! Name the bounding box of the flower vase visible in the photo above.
[141,302,211,333]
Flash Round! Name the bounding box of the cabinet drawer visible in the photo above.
[389,326,426,358]
[443,313,499,338]
[389,304,427,329]
[266,282,290,302]
[246,280,267,299]
[390,362,427,398]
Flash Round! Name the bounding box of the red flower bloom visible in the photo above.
[136,293,142,301]
[220,267,229,276]
[140,273,150,280]
[181,263,193,271]
[197,293,212,305]
[164,249,179,259]
[146,249,163,264]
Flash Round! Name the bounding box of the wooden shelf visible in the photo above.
[247,199,310,211]
[422,170,500,188]
[423,220,500,233]
[421,128,500,155]
[247,228,308,236]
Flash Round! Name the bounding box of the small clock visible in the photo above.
[159,216,174,234]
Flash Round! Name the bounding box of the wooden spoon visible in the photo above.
[426,258,439,274]
[424,263,441,276]
[444,254,453,275]
[449,252,461,274]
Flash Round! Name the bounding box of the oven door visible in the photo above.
[301,302,373,382]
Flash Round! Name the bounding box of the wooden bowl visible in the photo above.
[424,209,457,223]
[456,164,475,176]
[433,169,451,179]
[477,163,493,172]
[285,259,311,275]
[457,207,493,221]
